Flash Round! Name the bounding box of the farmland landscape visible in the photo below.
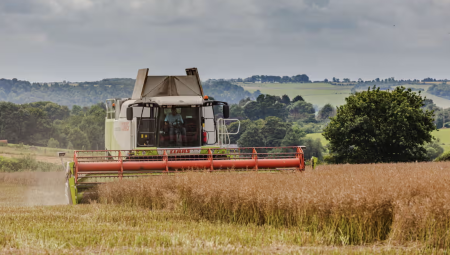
[2,0,450,254]
[3,160,450,253]
[0,83,449,253]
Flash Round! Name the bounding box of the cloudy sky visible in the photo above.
[0,0,449,82]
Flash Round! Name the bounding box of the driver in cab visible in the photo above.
[164,108,187,145]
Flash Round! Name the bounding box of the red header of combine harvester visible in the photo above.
[73,147,305,183]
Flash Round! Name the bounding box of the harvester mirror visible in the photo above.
[223,105,230,119]
[126,107,133,121]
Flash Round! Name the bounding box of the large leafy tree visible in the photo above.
[243,94,288,121]
[323,86,436,163]
[237,125,265,148]
[260,117,290,147]
[292,95,304,103]
[229,105,247,119]
[78,104,105,150]
[227,120,253,144]
[0,101,105,150]
[287,101,315,122]
[67,127,90,150]
[317,104,336,121]
[280,94,291,105]
[281,126,306,147]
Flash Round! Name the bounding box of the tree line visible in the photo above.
[0,93,331,160]
[227,117,326,160]
[230,94,334,123]
[0,78,261,107]
[210,74,310,84]
[1,85,441,163]
[224,94,336,160]
[427,84,450,100]
[202,80,261,104]
[210,76,447,84]
[0,101,105,150]
[0,78,133,108]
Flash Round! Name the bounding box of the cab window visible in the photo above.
[158,106,201,148]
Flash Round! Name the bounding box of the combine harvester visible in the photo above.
[66,68,305,204]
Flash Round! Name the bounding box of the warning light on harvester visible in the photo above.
[204,95,209,100]
[203,131,207,143]
[112,103,116,107]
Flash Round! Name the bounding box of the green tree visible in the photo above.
[237,125,265,148]
[47,138,60,148]
[71,105,83,116]
[292,95,304,103]
[27,101,70,121]
[78,104,105,150]
[422,99,440,112]
[227,120,253,144]
[281,126,306,147]
[243,95,288,121]
[279,126,325,160]
[261,117,289,147]
[280,94,291,105]
[238,97,252,107]
[67,128,90,150]
[302,138,326,160]
[229,105,246,119]
[67,141,74,150]
[317,104,336,121]
[434,109,450,128]
[323,86,436,163]
[425,139,444,160]
[287,101,315,122]
[242,101,260,120]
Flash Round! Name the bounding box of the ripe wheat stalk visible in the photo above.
[95,162,450,247]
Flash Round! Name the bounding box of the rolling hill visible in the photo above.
[240,82,450,108]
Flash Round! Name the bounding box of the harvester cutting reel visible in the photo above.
[65,146,306,204]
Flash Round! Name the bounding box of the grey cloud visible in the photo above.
[0,0,449,82]
[0,0,49,14]
[305,0,330,8]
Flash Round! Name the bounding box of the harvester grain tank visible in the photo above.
[65,68,305,204]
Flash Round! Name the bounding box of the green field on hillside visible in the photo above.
[432,128,450,152]
[392,84,450,109]
[239,82,450,108]
[305,132,328,146]
[306,128,450,152]
[239,82,353,107]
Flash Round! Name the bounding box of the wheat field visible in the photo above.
[97,162,450,248]
[2,163,450,253]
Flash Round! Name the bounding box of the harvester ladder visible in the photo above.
[217,118,240,147]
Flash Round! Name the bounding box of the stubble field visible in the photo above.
[2,162,450,254]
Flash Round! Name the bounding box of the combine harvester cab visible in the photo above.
[66,68,305,204]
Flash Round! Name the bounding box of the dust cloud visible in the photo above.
[24,171,67,206]
[0,171,67,206]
